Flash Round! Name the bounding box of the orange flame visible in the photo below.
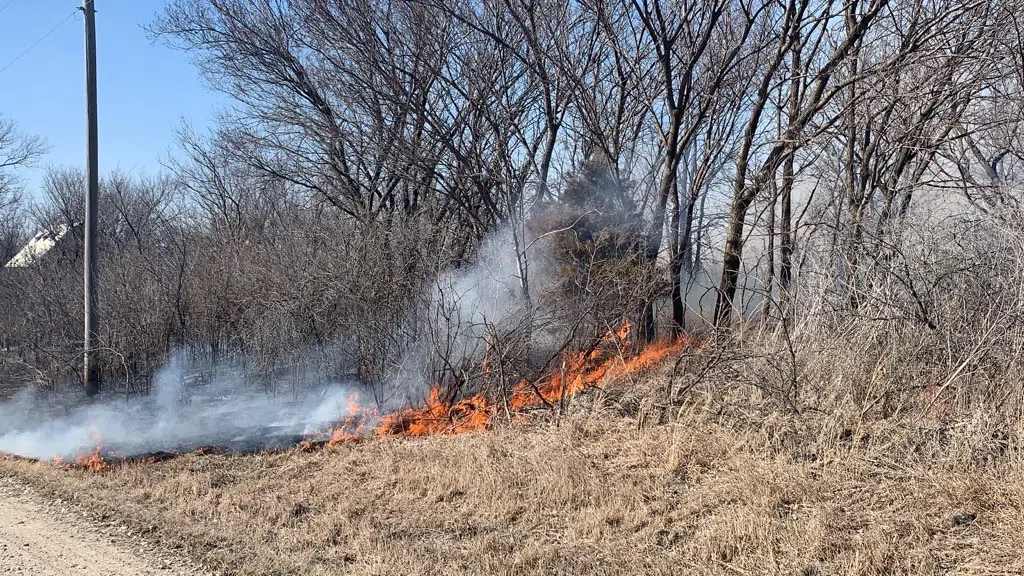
[51,447,111,472]
[75,447,111,472]
[51,320,692,469]
[374,388,492,437]
[312,320,693,446]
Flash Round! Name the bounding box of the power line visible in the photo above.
[0,7,79,76]
[0,1,16,15]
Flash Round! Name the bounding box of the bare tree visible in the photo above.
[0,117,46,262]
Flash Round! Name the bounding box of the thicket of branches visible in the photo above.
[2,0,1023,414]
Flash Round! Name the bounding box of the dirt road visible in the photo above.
[0,478,203,576]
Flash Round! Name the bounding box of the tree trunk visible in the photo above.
[535,121,559,203]
[669,177,685,336]
[843,1,864,310]
[763,178,777,319]
[715,186,758,325]
[779,37,800,309]
[640,116,681,343]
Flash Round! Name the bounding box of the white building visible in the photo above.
[4,225,70,268]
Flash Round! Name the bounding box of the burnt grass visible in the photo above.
[2,363,1024,576]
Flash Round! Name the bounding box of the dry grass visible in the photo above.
[3,357,1024,576]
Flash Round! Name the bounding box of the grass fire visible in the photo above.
[6,320,694,473]
[4,0,1024,574]
[305,320,694,448]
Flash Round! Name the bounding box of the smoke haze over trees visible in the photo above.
[1,0,1023,424]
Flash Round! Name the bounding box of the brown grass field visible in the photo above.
[2,356,1024,576]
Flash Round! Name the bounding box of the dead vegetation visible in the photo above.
[3,339,1023,576]
[5,202,1024,575]
[3,1,1024,573]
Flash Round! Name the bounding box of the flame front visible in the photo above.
[43,320,691,470]
[49,446,111,472]
[75,447,111,472]
[316,320,693,445]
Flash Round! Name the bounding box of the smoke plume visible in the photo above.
[0,228,535,461]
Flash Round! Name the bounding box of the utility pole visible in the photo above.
[82,0,100,396]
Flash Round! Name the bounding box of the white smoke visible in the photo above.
[0,228,537,461]
[382,226,537,405]
[0,353,369,460]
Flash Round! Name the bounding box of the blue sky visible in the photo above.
[0,1,223,196]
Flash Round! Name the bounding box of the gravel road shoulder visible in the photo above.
[0,477,204,576]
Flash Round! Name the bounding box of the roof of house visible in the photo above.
[4,225,69,268]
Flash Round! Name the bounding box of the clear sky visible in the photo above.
[0,1,223,196]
